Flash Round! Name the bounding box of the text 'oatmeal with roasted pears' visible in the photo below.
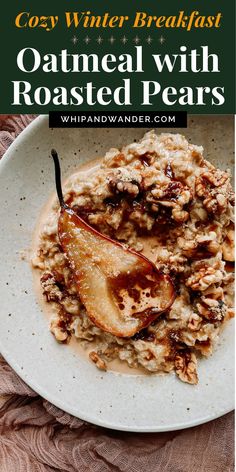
[32,131,234,384]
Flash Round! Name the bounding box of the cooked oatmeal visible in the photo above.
[32,131,235,384]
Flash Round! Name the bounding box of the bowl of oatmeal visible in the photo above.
[33,128,234,386]
[0,115,234,431]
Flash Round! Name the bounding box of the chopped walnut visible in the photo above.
[188,313,202,331]
[31,254,45,270]
[175,351,198,384]
[196,298,227,322]
[203,169,228,188]
[51,326,68,342]
[222,225,235,262]
[194,339,213,356]
[50,316,69,343]
[186,265,223,291]
[114,180,139,196]
[196,169,233,214]
[89,351,107,371]
[178,231,220,259]
[108,168,141,197]
[61,297,80,315]
[172,208,189,223]
[147,180,192,223]
[41,272,63,302]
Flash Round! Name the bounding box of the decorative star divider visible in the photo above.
[71,35,166,45]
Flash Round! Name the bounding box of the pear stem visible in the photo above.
[51,149,65,208]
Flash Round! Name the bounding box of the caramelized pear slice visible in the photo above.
[51,150,175,337]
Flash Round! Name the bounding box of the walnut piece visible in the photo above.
[41,272,63,302]
[147,181,192,223]
[196,169,233,214]
[108,168,141,197]
[186,266,223,291]
[197,299,226,322]
[222,225,235,262]
[175,351,198,384]
[178,231,220,259]
[89,351,107,371]
[50,318,68,342]
[51,326,68,342]
[188,313,202,331]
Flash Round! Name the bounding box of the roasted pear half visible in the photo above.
[51,150,175,337]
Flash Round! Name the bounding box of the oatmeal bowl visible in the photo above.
[0,115,234,431]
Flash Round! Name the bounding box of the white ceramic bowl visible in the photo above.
[0,115,234,432]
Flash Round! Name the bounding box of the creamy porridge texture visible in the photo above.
[32,131,235,384]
